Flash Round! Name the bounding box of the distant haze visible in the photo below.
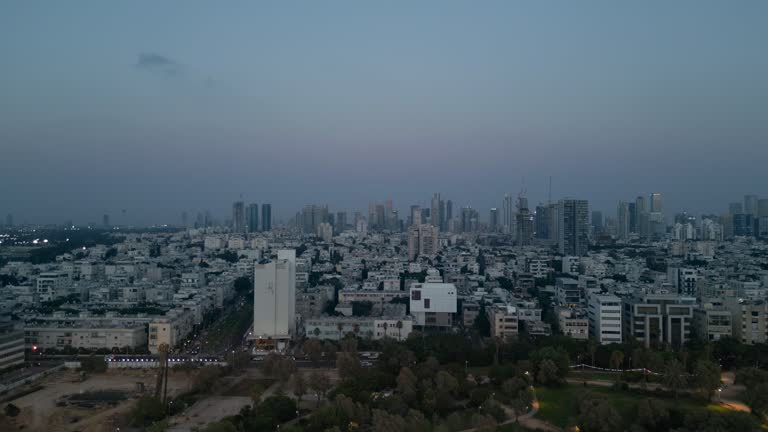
[1,2,767,225]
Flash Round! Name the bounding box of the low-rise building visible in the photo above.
[490,304,518,340]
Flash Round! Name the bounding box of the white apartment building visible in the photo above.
[253,250,296,340]
[588,293,622,344]
[36,271,71,302]
[409,283,457,328]
[25,324,147,351]
[490,304,519,340]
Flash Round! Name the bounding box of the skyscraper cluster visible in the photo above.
[232,201,271,233]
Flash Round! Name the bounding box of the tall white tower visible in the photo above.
[253,249,296,343]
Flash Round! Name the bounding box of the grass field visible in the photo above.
[534,385,710,429]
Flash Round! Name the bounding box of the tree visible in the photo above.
[309,371,332,407]
[293,371,307,408]
[397,367,418,403]
[336,351,361,380]
[609,350,625,371]
[473,305,491,337]
[693,360,721,400]
[262,353,296,381]
[536,359,560,386]
[662,359,688,399]
[578,396,622,432]
[587,338,597,366]
[532,346,570,385]
[635,398,670,431]
[340,334,358,353]
[435,371,459,396]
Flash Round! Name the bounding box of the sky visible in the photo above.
[1,1,767,226]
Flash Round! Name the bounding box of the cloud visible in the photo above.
[136,53,184,77]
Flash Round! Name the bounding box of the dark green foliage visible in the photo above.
[234,276,252,293]
[473,304,491,337]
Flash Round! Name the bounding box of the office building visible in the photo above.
[102,214,110,228]
[232,201,246,233]
[431,193,442,230]
[460,207,479,233]
[733,214,754,237]
[336,211,347,231]
[693,303,732,342]
[558,199,589,256]
[758,199,768,218]
[616,201,630,240]
[253,250,296,341]
[261,204,272,231]
[489,208,499,231]
[317,222,333,242]
[502,194,516,236]
[590,210,603,235]
[650,193,662,213]
[302,204,329,234]
[409,205,421,227]
[516,197,533,246]
[409,283,457,328]
[744,195,759,217]
[588,294,622,344]
[622,293,696,349]
[535,205,551,240]
[408,224,439,260]
[729,202,743,215]
[247,203,259,233]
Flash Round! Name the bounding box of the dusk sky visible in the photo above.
[2,2,767,225]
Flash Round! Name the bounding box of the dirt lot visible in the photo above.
[4,369,188,432]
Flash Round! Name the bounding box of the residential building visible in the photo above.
[410,283,457,328]
[253,250,296,340]
[588,293,623,344]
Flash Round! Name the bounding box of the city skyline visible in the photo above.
[2,2,768,224]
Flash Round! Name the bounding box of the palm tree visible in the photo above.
[663,359,687,399]
[396,321,403,341]
[336,323,344,342]
[382,322,389,338]
[313,327,321,338]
